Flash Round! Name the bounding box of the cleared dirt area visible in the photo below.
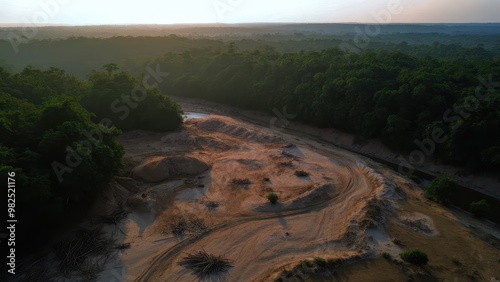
[90,107,500,282]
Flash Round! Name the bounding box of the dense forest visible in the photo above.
[152,45,500,172]
[0,66,183,252]
[1,32,500,253]
[1,31,499,77]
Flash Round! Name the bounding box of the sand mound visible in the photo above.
[161,131,234,150]
[132,156,210,183]
[171,156,210,175]
[195,116,282,143]
[132,156,171,182]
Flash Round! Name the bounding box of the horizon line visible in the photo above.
[1,22,500,28]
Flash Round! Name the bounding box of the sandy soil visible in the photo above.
[89,107,500,282]
[175,96,500,200]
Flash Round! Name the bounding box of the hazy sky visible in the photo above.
[1,0,500,25]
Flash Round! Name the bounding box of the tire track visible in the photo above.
[134,169,361,282]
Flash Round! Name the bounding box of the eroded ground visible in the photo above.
[91,112,500,282]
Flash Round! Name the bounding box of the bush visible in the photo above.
[302,259,314,268]
[383,252,392,260]
[451,258,461,266]
[267,192,279,204]
[469,199,489,217]
[313,256,327,267]
[400,248,428,266]
[424,176,457,202]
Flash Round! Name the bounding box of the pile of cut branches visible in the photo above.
[169,216,207,236]
[100,207,130,225]
[178,250,233,277]
[55,229,113,279]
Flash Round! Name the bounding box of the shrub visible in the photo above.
[267,192,279,204]
[469,199,489,217]
[400,248,428,266]
[313,256,327,267]
[302,259,314,268]
[424,176,456,202]
[383,252,392,260]
[451,258,461,266]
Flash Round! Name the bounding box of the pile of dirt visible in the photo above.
[132,156,210,183]
[195,116,282,143]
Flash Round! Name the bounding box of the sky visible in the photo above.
[1,0,500,25]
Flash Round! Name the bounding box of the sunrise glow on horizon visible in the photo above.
[1,0,500,26]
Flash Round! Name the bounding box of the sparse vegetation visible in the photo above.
[267,192,279,204]
[302,259,314,268]
[469,199,489,217]
[400,248,429,266]
[178,250,234,278]
[275,256,344,281]
[267,192,280,205]
[294,170,310,177]
[313,256,327,267]
[383,252,392,260]
[424,176,457,203]
[451,258,461,266]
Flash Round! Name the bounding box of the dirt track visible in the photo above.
[94,105,500,282]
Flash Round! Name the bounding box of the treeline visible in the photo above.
[0,66,182,252]
[1,34,499,77]
[153,46,500,171]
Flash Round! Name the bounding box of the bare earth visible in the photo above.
[94,101,500,282]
